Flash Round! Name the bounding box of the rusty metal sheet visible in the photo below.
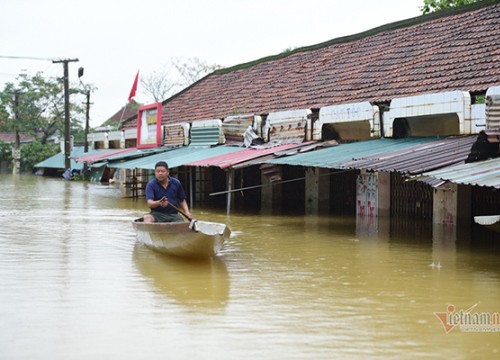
[164,123,188,146]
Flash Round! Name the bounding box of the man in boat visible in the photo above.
[143,161,192,223]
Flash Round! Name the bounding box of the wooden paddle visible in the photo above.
[162,198,193,221]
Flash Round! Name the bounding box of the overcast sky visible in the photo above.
[0,0,423,127]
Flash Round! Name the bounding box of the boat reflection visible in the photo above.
[132,244,230,310]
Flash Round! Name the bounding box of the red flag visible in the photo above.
[128,70,139,102]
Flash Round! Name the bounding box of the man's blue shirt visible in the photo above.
[145,176,187,214]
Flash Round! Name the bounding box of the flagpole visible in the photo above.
[119,70,139,129]
[117,102,128,128]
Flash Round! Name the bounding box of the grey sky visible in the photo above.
[0,0,422,127]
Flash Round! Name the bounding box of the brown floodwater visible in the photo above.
[0,173,499,359]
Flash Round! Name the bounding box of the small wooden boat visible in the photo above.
[474,215,500,234]
[132,218,231,258]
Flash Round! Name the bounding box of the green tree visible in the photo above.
[20,140,59,172]
[0,141,13,170]
[420,0,481,14]
[0,72,90,172]
[0,72,86,144]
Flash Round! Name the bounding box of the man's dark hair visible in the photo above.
[155,161,169,170]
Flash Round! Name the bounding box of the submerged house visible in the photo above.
[77,1,499,231]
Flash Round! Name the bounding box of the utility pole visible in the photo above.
[12,90,21,174]
[84,89,90,153]
[78,66,91,179]
[82,89,91,178]
[53,58,78,169]
[78,67,90,154]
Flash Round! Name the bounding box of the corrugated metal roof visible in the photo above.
[35,147,87,170]
[266,137,438,169]
[73,148,140,164]
[103,147,169,162]
[422,157,500,188]
[107,146,242,170]
[184,142,313,169]
[341,136,477,174]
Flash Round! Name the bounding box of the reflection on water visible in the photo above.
[0,174,499,359]
[133,244,229,310]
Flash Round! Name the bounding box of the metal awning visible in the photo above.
[101,147,170,162]
[265,137,439,170]
[107,145,243,170]
[422,157,500,188]
[35,147,87,170]
[340,136,477,174]
[184,142,314,169]
[73,148,140,164]
[73,147,173,169]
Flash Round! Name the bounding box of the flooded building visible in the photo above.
[37,2,500,233]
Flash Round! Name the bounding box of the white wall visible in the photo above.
[383,91,473,137]
[315,101,380,140]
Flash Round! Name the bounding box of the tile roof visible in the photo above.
[161,2,500,124]
[0,132,36,143]
[108,100,141,129]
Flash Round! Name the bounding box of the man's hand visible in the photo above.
[159,197,167,208]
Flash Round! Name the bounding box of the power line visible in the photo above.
[209,169,354,196]
[0,55,54,61]
[0,72,21,77]
[0,55,62,81]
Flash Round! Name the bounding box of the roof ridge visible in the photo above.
[215,0,500,75]
[158,0,500,123]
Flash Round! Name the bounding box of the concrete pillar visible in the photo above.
[378,172,391,217]
[355,171,390,218]
[318,168,330,213]
[305,168,318,215]
[305,167,330,215]
[226,170,235,215]
[120,131,125,149]
[433,182,458,226]
[356,171,377,218]
[432,223,457,270]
